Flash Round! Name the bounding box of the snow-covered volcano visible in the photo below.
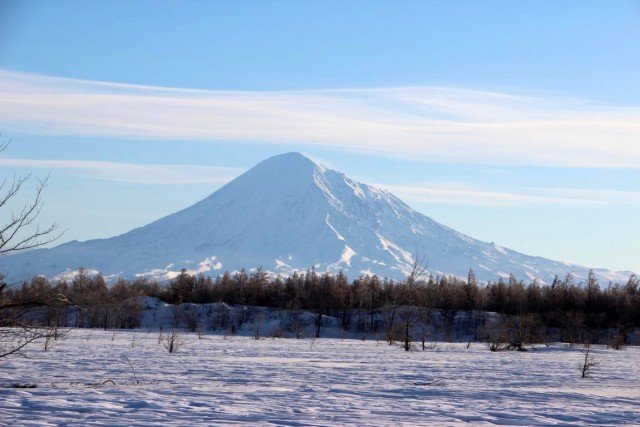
[1,153,632,283]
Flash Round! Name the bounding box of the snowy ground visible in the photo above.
[1,330,639,426]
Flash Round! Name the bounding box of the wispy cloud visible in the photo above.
[2,155,638,206]
[1,69,640,168]
[381,183,640,207]
[0,158,243,185]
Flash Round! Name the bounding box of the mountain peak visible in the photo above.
[266,151,314,162]
[253,151,322,173]
[227,152,325,193]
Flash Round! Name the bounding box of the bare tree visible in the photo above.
[0,140,62,257]
[160,303,184,354]
[417,306,432,350]
[580,343,597,378]
[401,255,427,351]
[286,310,306,339]
[0,136,64,358]
[382,303,399,345]
[253,311,264,340]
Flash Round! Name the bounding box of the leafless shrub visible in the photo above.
[160,326,183,354]
[488,338,526,352]
[286,311,306,339]
[488,338,508,352]
[43,325,67,351]
[607,332,625,350]
[580,343,597,378]
[182,304,200,332]
[418,341,438,351]
[253,312,264,340]
[196,322,204,339]
[382,305,399,345]
[270,326,283,339]
[160,305,184,354]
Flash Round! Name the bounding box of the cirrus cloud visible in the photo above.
[1,69,639,168]
[0,157,243,185]
[381,183,640,207]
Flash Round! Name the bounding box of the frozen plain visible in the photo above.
[1,330,639,426]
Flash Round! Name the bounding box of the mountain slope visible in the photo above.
[1,153,633,284]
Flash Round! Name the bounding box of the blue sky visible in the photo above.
[1,0,639,274]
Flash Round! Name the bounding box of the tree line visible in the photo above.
[2,266,638,347]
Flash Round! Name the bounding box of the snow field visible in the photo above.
[1,330,639,426]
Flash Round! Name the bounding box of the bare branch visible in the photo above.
[0,135,64,358]
[406,253,428,288]
[0,326,57,358]
[0,168,63,256]
[0,135,10,153]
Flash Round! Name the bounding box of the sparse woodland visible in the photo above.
[2,266,639,350]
